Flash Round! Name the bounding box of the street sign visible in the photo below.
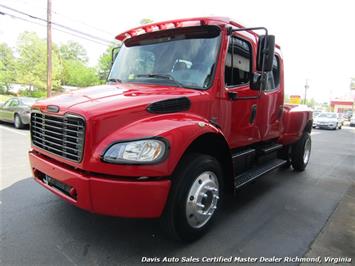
[290,95,301,105]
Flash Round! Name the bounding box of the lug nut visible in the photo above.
[197,203,205,208]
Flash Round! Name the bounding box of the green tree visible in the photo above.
[16,32,62,91]
[140,18,153,25]
[58,40,100,87]
[97,44,119,82]
[62,59,99,87]
[59,41,88,63]
[0,43,16,93]
[305,98,316,108]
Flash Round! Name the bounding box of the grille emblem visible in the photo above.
[47,105,59,113]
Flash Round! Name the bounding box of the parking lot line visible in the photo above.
[0,125,28,136]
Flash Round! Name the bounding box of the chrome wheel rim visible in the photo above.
[185,171,219,229]
[303,138,311,164]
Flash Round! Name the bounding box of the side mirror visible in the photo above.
[251,72,270,91]
[257,35,275,72]
[250,72,261,90]
[111,46,120,66]
[250,72,267,91]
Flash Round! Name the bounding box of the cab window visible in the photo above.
[224,37,252,87]
[264,55,280,91]
[272,55,280,88]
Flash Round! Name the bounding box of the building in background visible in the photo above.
[330,100,353,113]
[329,78,355,113]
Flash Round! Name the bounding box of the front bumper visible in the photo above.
[29,151,171,218]
[313,123,336,129]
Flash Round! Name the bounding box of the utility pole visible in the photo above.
[47,0,52,97]
[304,79,309,105]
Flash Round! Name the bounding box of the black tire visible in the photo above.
[291,133,311,171]
[14,114,25,129]
[161,153,223,242]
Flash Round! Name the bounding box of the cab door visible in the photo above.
[256,54,283,141]
[223,35,260,148]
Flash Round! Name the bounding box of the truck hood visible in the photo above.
[33,83,202,117]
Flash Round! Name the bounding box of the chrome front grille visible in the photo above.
[31,112,85,162]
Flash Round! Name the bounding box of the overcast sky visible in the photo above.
[1,0,354,102]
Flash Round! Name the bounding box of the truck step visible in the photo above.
[261,143,283,154]
[234,158,287,189]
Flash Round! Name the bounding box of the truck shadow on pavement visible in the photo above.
[0,169,319,264]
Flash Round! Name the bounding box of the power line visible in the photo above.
[0,11,113,46]
[51,10,116,37]
[1,0,116,37]
[0,3,114,45]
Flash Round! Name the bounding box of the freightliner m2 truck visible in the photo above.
[29,17,313,241]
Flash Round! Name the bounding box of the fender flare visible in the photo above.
[92,113,228,177]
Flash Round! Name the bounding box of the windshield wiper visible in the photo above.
[107,78,122,83]
[135,73,183,87]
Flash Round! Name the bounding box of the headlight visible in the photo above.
[102,139,167,164]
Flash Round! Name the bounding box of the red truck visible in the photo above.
[29,17,313,242]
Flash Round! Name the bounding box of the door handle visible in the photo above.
[249,104,257,124]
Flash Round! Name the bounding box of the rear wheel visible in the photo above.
[161,153,223,242]
[291,133,311,171]
[14,114,24,129]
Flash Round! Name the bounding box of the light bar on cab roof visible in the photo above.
[115,17,230,42]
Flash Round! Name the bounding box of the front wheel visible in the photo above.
[161,153,223,242]
[291,132,311,171]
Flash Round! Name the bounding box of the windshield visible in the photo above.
[21,98,37,105]
[108,26,221,89]
[318,113,337,119]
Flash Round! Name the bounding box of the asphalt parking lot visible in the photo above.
[0,124,354,265]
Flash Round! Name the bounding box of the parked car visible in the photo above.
[313,111,321,118]
[313,112,341,130]
[337,113,345,126]
[350,116,355,127]
[344,111,353,121]
[0,97,37,128]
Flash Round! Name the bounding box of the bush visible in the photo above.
[18,89,47,98]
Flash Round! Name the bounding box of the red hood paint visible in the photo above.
[31,83,212,171]
[33,83,203,118]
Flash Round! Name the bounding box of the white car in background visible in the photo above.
[313,112,342,130]
[337,113,345,126]
[350,116,355,127]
